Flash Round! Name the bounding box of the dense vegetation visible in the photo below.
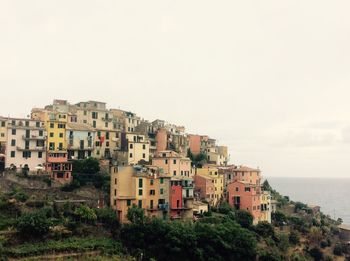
[0,174,349,260]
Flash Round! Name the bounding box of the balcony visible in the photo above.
[158,203,169,211]
[16,146,46,152]
[22,135,46,140]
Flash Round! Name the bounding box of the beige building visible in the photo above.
[110,166,171,223]
[116,133,150,165]
[0,117,8,155]
[5,118,46,171]
[152,150,192,177]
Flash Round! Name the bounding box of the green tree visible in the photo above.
[217,202,233,215]
[127,205,146,224]
[73,158,100,174]
[74,205,97,224]
[255,221,275,238]
[17,211,52,238]
[235,210,253,228]
[289,230,300,245]
[262,180,272,191]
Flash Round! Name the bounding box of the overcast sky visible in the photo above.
[1,1,350,177]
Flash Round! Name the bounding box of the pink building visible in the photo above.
[152,150,192,177]
[227,181,261,224]
[194,174,215,203]
[156,128,167,152]
[188,134,201,155]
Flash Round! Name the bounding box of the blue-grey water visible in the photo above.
[266,177,350,225]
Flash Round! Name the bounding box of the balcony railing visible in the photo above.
[16,146,46,151]
[22,135,46,140]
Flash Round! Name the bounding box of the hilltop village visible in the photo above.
[0,99,272,224]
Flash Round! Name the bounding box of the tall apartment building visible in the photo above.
[4,118,46,171]
[66,123,96,160]
[170,177,194,220]
[196,165,224,206]
[110,166,171,223]
[116,133,150,165]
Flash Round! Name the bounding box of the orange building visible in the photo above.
[227,181,261,224]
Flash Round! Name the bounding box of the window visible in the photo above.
[39,130,43,136]
[49,142,55,150]
[173,170,176,176]
[50,133,54,137]
[84,110,87,116]
[38,152,42,158]
[138,189,143,196]
[165,159,168,164]
[93,121,96,128]
[12,129,16,135]
[235,187,239,192]
[160,178,164,184]
[245,187,251,192]
[11,139,16,146]
[58,124,65,129]
[50,123,54,128]
[114,189,116,196]
[150,179,154,185]
[25,121,29,127]
[106,132,109,140]
[105,122,108,128]
[92,112,98,119]
[130,144,133,149]
[160,188,164,195]
[129,153,133,158]
[142,144,146,150]
[36,122,40,127]
[23,151,31,158]
[1,121,5,127]
[10,151,15,158]
[173,159,176,164]
[106,142,109,147]
[59,133,64,138]
[150,190,155,195]
[139,178,143,188]
[58,143,63,150]
[142,153,146,159]
[127,200,131,206]
[138,200,142,208]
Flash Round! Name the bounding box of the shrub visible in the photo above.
[309,247,323,261]
[235,210,253,228]
[255,222,275,238]
[289,230,300,245]
[74,205,97,224]
[320,240,328,249]
[14,191,29,202]
[17,211,52,238]
[333,244,342,256]
[217,202,232,215]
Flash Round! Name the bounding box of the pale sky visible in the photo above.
[1,1,350,177]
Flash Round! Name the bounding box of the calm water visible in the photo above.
[266,177,350,225]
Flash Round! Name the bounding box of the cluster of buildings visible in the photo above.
[0,99,273,224]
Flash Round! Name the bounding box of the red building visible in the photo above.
[170,178,194,220]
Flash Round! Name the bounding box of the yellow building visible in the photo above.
[259,191,272,223]
[196,165,224,206]
[46,112,68,151]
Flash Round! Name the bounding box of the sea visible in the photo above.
[266,177,350,225]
